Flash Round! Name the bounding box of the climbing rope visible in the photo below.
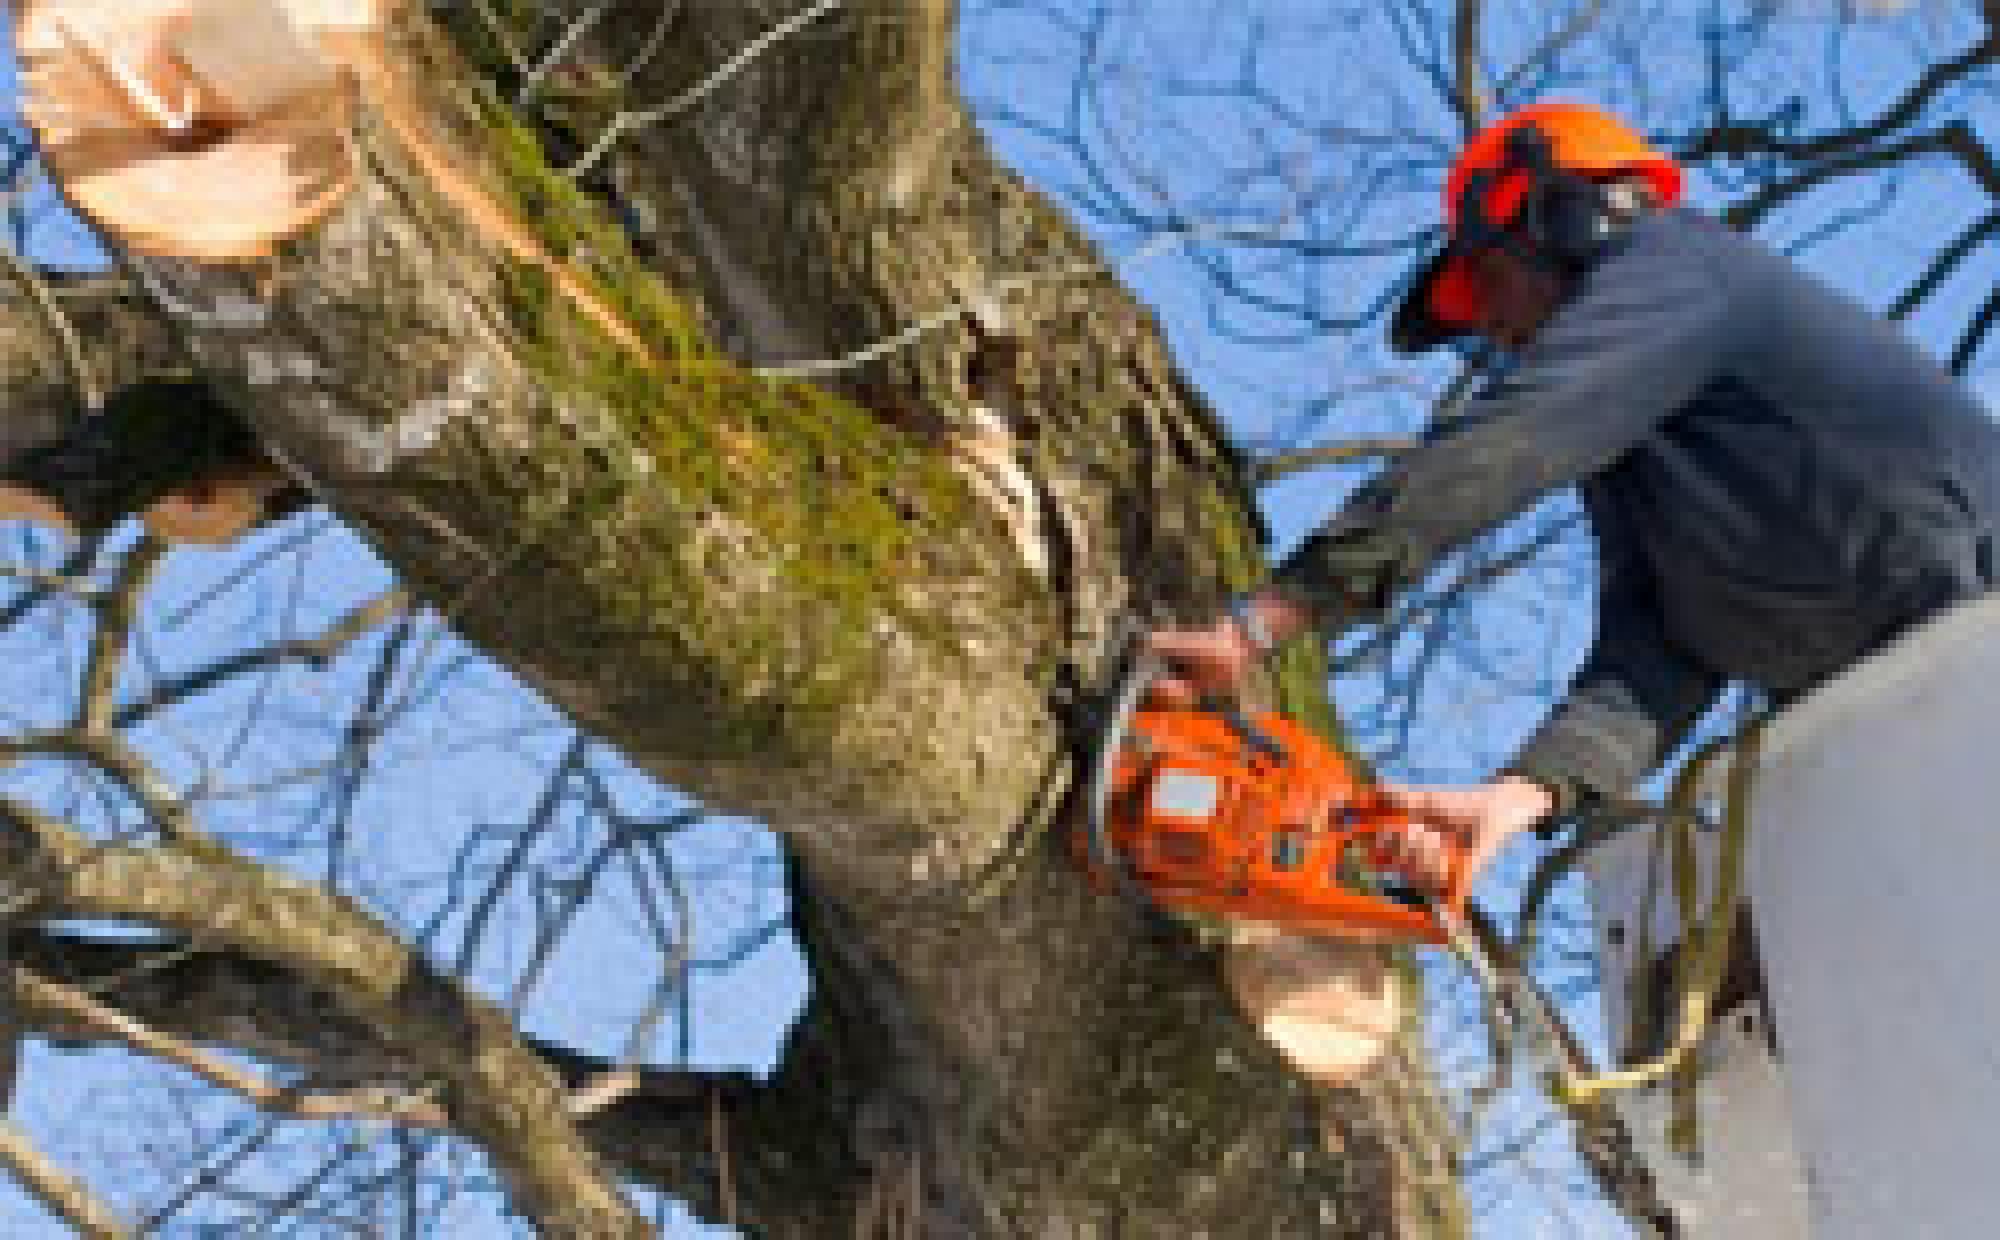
[1549,719,1768,1157]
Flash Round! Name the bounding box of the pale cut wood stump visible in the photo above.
[13,0,389,261]
[1225,921,1404,1085]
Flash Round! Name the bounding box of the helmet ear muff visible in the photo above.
[1465,122,1628,273]
[1525,175,1623,271]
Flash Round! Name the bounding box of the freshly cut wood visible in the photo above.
[266,0,387,34]
[0,473,281,544]
[172,0,343,123]
[140,466,291,544]
[1224,922,1403,1084]
[0,483,77,537]
[13,0,384,260]
[0,452,286,545]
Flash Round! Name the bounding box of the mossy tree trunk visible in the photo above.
[5,2,1467,1235]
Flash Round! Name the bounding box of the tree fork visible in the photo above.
[8,2,1470,1235]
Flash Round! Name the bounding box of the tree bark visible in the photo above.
[7,2,1467,1235]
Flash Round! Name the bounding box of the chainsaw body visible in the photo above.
[1081,654,1470,944]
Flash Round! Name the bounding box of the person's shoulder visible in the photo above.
[1623,206,1741,255]
[1607,207,1760,299]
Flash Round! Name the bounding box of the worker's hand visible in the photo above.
[1145,618,1258,707]
[1372,776,1556,893]
[1146,592,1316,706]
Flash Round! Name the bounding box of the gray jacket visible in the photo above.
[1273,208,2000,802]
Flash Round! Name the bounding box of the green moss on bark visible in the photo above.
[409,69,1004,760]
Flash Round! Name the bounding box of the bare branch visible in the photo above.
[751,217,1260,382]
[566,0,846,178]
[462,0,533,75]
[0,1119,129,1239]
[1453,0,1487,131]
[1726,125,1964,228]
[1685,28,1999,167]
[79,537,166,736]
[0,245,100,414]
[1494,0,1610,104]
[114,589,409,730]
[14,968,452,1128]
[519,1,617,104]
[1255,435,1423,484]
[610,0,689,88]
[1951,281,2000,374]
[6,928,767,1211]
[64,732,204,845]
[1332,514,1583,677]
[0,798,649,1235]
[0,560,104,604]
[1889,210,2000,320]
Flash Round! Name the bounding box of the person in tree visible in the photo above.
[1150,101,2000,889]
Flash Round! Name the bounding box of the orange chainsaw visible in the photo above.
[1079,642,1472,944]
[1076,635,1611,1115]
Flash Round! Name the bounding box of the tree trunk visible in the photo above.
[8,2,1466,1234]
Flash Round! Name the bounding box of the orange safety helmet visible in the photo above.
[1391,102,1684,354]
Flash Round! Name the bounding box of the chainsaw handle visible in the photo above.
[1348,787,1475,915]
[1201,695,1289,765]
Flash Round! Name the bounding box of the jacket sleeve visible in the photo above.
[1503,491,1725,806]
[1270,214,1742,623]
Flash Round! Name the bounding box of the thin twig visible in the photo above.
[1889,210,2000,320]
[1494,0,1610,103]
[566,0,846,179]
[614,0,689,89]
[0,1117,130,1238]
[1951,280,2000,374]
[463,0,533,76]
[0,533,107,631]
[15,969,451,1129]
[118,591,409,731]
[1330,514,1582,676]
[0,246,100,413]
[615,828,694,1062]
[750,213,1237,382]
[1254,435,1423,484]
[0,561,103,603]
[81,734,205,845]
[324,613,416,888]
[1453,0,1487,132]
[711,1086,738,1230]
[160,516,338,632]
[0,728,204,844]
[450,736,592,980]
[79,537,167,737]
[519,1,616,104]
[566,1068,641,1117]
